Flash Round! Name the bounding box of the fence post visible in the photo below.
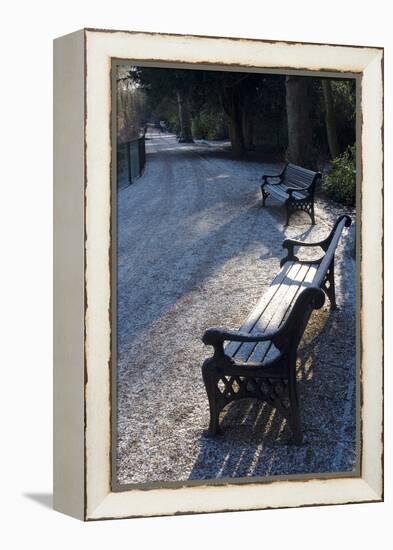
[127,141,132,185]
[125,134,146,185]
[138,136,146,176]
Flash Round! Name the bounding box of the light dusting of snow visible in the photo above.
[116,132,357,485]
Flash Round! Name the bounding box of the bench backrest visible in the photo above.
[282,163,321,193]
[313,216,348,288]
[278,215,351,350]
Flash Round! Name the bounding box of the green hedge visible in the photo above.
[322,144,356,206]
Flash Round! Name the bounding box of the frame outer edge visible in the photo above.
[53,29,86,521]
[83,29,384,520]
[359,50,384,499]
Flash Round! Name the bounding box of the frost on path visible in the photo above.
[116,132,357,485]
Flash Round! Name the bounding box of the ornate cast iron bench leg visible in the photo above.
[261,184,269,207]
[285,198,294,226]
[285,196,315,226]
[310,201,316,225]
[202,359,221,435]
[301,196,315,225]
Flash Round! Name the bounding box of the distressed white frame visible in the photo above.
[54,29,383,521]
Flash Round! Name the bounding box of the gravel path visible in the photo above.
[116,132,357,485]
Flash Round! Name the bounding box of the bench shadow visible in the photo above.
[188,305,354,481]
[188,399,293,481]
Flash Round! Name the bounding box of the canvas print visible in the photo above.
[113,64,358,487]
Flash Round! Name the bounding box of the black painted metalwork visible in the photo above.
[261,163,322,225]
[201,215,352,443]
[126,135,146,185]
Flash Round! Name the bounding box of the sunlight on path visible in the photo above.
[116,132,357,485]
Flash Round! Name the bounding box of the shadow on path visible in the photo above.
[189,306,356,480]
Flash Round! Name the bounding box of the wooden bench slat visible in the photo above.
[248,263,318,364]
[282,176,313,188]
[283,182,312,191]
[265,184,293,200]
[286,163,316,176]
[236,263,317,363]
[224,261,297,357]
[284,166,315,177]
[232,263,315,362]
[274,181,308,193]
[251,263,311,333]
[285,168,315,180]
[264,185,309,199]
[266,184,306,201]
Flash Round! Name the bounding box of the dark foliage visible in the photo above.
[322,145,356,206]
[119,66,356,168]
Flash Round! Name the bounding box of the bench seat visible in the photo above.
[263,183,309,202]
[225,261,318,365]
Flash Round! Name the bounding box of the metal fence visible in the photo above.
[118,135,146,186]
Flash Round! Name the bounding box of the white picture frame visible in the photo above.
[53,28,383,521]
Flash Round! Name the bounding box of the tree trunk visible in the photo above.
[222,85,245,158]
[285,76,314,167]
[242,106,254,150]
[322,79,340,159]
[177,90,194,143]
[240,86,254,150]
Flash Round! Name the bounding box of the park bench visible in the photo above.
[201,215,351,444]
[261,163,322,225]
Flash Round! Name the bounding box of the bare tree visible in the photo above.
[117,67,146,143]
[176,89,194,143]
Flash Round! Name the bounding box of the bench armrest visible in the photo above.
[261,174,282,185]
[261,164,286,185]
[202,287,325,364]
[280,214,352,265]
[280,237,326,265]
[202,326,285,363]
